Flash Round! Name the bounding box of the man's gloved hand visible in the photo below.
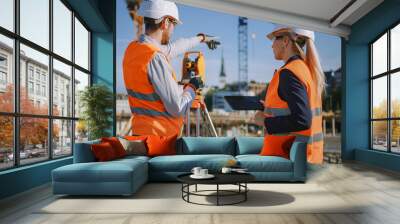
[186,76,204,90]
[197,33,220,50]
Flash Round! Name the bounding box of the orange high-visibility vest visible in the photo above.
[263,59,323,164]
[123,41,183,136]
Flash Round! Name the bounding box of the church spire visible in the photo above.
[219,49,226,88]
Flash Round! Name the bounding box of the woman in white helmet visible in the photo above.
[254,25,325,164]
[123,0,219,136]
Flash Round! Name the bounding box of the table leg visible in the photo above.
[188,184,191,202]
[217,184,219,206]
[195,184,198,192]
[245,183,247,201]
[181,184,183,199]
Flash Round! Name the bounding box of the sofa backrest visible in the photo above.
[73,140,100,163]
[178,137,236,155]
[235,137,263,155]
[73,137,264,162]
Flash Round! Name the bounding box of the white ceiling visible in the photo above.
[171,0,384,38]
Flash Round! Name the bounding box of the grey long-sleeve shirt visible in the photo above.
[139,35,201,117]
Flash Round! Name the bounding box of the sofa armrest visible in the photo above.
[289,142,307,181]
[73,140,100,163]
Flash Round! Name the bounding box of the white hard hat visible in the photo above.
[138,0,182,25]
[266,24,314,41]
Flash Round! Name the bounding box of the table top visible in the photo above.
[177,172,255,185]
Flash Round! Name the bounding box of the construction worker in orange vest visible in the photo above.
[123,0,220,136]
[253,25,324,164]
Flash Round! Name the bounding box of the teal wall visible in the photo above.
[0,0,116,200]
[0,158,72,199]
[343,0,400,171]
[92,32,115,135]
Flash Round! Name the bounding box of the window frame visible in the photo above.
[0,0,92,171]
[370,20,400,154]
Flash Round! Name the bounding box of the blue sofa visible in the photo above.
[52,137,306,196]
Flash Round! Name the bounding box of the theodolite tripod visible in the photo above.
[181,51,217,137]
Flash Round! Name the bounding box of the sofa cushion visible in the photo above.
[119,138,147,156]
[101,137,127,158]
[179,137,236,155]
[146,135,177,157]
[236,155,293,172]
[236,137,263,155]
[91,142,118,162]
[149,154,235,172]
[52,158,147,183]
[260,135,295,159]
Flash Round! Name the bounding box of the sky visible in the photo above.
[115,0,341,94]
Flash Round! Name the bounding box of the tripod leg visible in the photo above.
[196,108,201,136]
[186,107,191,136]
[203,106,218,137]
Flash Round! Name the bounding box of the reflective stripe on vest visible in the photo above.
[294,133,324,144]
[264,107,322,117]
[268,132,323,144]
[130,107,173,117]
[127,89,161,102]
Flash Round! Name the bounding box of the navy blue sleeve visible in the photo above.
[264,69,312,134]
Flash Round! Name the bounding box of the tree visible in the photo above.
[0,84,59,150]
[79,84,113,140]
[0,85,13,149]
[372,100,388,140]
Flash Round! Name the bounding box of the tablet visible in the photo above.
[224,96,264,111]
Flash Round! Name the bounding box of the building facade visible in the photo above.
[0,41,74,155]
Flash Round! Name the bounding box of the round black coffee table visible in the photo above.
[177,173,255,206]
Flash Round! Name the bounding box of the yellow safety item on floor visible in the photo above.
[263,59,323,164]
[123,41,183,136]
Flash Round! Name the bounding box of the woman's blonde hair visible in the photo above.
[290,34,326,95]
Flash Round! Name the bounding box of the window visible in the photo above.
[20,0,49,49]
[42,85,46,97]
[0,0,91,170]
[75,18,90,70]
[391,24,400,70]
[0,71,6,85]
[53,0,72,60]
[28,81,34,94]
[74,69,89,118]
[0,116,13,170]
[20,117,49,165]
[0,34,13,113]
[35,70,41,81]
[53,119,72,158]
[28,67,34,80]
[36,84,40,95]
[74,69,89,142]
[0,0,14,32]
[0,54,8,88]
[53,59,72,117]
[0,54,7,67]
[370,22,400,154]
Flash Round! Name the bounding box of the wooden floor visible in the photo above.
[1,162,400,224]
